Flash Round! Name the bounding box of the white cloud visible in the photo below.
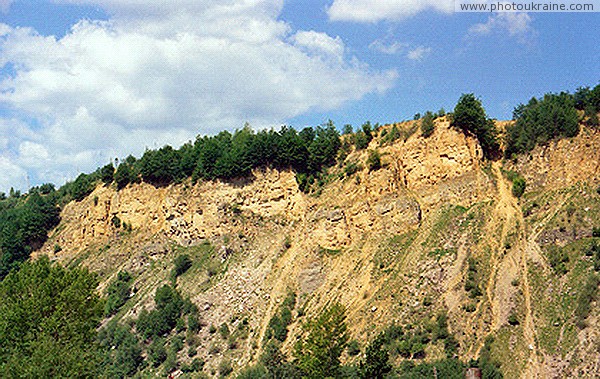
[407,46,432,61]
[369,39,407,55]
[468,12,535,43]
[328,0,454,22]
[0,0,397,192]
[292,31,345,62]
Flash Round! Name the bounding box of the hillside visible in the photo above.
[31,117,600,378]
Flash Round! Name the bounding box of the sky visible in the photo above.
[0,0,598,193]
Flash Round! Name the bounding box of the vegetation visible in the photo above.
[574,274,600,329]
[506,92,580,157]
[420,111,435,138]
[0,190,61,279]
[264,292,296,343]
[294,303,349,379]
[366,149,382,172]
[359,334,391,379]
[172,254,192,278]
[512,176,526,198]
[104,270,133,316]
[451,93,499,159]
[0,257,104,378]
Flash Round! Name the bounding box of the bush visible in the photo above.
[359,334,391,379]
[173,254,192,277]
[294,303,348,379]
[512,177,526,198]
[575,274,600,329]
[104,270,133,317]
[148,338,167,367]
[347,340,361,356]
[219,323,230,339]
[366,150,381,172]
[421,111,435,138]
[219,359,233,378]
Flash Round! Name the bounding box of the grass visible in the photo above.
[173,241,227,292]
[373,231,417,273]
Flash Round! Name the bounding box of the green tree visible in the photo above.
[512,176,526,198]
[104,270,133,316]
[100,163,115,185]
[0,257,104,378]
[421,111,435,138]
[97,322,143,378]
[294,303,348,379]
[359,334,391,379]
[506,92,579,157]
[452,94,499,159]
[366,150,381,172]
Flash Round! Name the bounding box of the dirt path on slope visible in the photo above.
[489,162,543,378]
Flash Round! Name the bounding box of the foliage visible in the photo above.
[114,156,139,190]
[396,358,466,379]
[147,338,167,367]
[506,92,579,157]
[172,254,192,278]
[104,270,133,316]
[219,359,233,378]
[100,163,115,185]
[421,111,435,138]
[465,257,483,298]
[0,257,104,378]
[265,292,296,343]
[0,191,61,278]
[451,94,499,159]
[366,149,382,172]
[512,176,526,198]
[294,303,349,379]
[359,334,391,379]
[136,284,184,339]
[548,246,569,276]
[97,321,144,378]
[347,340,361,356]
[575,274,600,329]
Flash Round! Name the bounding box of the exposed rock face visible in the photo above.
[35,120,600,378]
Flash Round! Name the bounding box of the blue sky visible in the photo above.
[0,0,598,192]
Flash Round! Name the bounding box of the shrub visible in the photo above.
[173,254,192,277]
[104,271,133,317]
[512,177,526,198]
[347,340,361,356]
[360,334,391,379]
[148,338,167,367]
[575,274,600,329]
[219,359,233,378]
[219,323,230,339]
[294,303,348,379]
[421,111,435,138]
[366,150,381,172]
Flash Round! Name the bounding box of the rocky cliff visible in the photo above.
[37,118,600,378]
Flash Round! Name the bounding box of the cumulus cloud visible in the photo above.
[0,0,396,192]
[468,12,535,43]
[328,0,454,22]
[407,46,432,61]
